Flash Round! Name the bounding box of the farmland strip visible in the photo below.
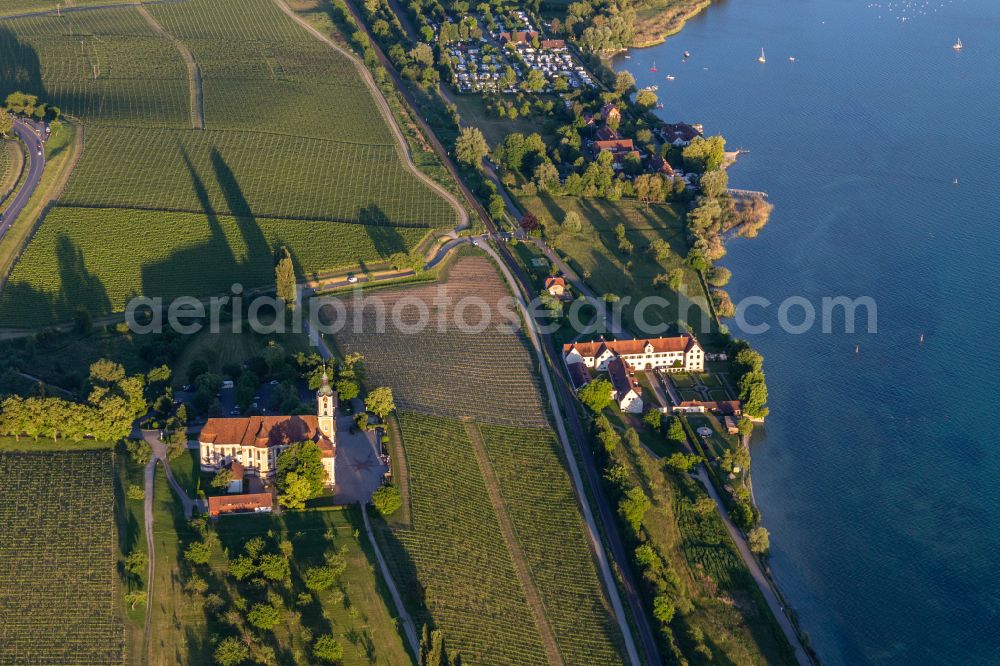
[464,421,565,666]
[134,3,205,130]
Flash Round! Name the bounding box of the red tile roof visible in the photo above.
[200,415,334,456]
[564,336,698,358]
[208,492,273,517]
[540,39,565,49]
[229,460,245,480]
[545,276,567,289]
[594,138,634,153]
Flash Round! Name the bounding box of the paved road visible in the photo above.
[0,117,46,243]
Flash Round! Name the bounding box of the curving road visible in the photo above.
[0,117,46,243]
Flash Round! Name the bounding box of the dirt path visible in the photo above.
[271,0,467,232]
[135,3,205,130]
[359,504,420,656]
[463,421,565,666]
[141,457,156,664]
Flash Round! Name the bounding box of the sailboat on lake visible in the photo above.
[953,38,963,50]
[758,48,767,64]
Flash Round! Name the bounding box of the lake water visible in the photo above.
[613,1,1000,663]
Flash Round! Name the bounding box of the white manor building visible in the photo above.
[563,334,705,373]
[199,373,337,487]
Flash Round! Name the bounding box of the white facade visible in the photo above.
[564,336,705,373]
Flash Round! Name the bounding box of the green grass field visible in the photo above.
[0,448,124,664]
[147,466,410,665]
[519,194,721,342]
[0,0,458,326]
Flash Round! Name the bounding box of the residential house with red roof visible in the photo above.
[199,372,337,487]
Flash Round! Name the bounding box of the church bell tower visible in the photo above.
[316,369,336,439]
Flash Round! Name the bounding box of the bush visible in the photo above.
[371,483,402,517]
[126,484,145,501]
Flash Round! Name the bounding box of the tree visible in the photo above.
[563,211,582,233]
[364,386,395,419]
[706,266,732,287]
[455,126,489,168]
[303,565,339,591]
[278,472,312,510]
[653,594,676,624]
[127,484,145,500]
[649,238,670,262]
[682,135,726,173]
[642,409,662,430]
[214,637,249,666]
[614,70,635,95]
[664,452,701,473]
[125,551,147,575]
[312,635,344,663]
[748,526,770,554]
[699,168,729,198]
[247,603,281,631]
[277,442,328,497]
[0,112,12,138]
[275,246,296,307]
[185,540,213,565]
[618,486,651,535]
[519,211,540,233]
[257,553,290,581]
[335,378,359,402]
[578,377,613,413]
[635,89,657,110]
[371,483,402,517]
[212,468,235,490]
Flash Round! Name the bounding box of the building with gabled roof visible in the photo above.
[563,335,704,372]
[199,372,337,487]
[208,493,273,518]
[607,356,643,413]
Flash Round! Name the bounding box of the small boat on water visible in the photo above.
[666,74,675,81]
[650,61,658,72]
[645,84,658,91]
[953,178,960,185]
[953,38,963,50]
[919,333,925,344]
[684,50,691,58]
[789,56,797,62]
[625,54,631,59]
[854,343,861,354]
[758,48,766,64]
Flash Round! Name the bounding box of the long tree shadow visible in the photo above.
[359,204,408,255]
[0,25,46,97]
[141,146,274,302]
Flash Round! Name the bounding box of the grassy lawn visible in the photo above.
[708,388,732,402]
[518,194,724,345]
[678,388,702,402]
[450,93,555,149]
[670,372,696,388]
[168,446,204,499]
[114,445,149,665]
[172,327,314,390]
[700,372,722,387]
[0,436,114,451]
[147,466,410,665]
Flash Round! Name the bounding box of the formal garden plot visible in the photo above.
[379,413,550,664]
[478,424,623,664]
[332,257,549,428]
[60,127,455,227]
[1,9,191,127]
[0,206,432,326]
[0,448,124,665]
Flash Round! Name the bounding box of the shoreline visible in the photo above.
[602,11,817,663]
[630,0,713,49]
